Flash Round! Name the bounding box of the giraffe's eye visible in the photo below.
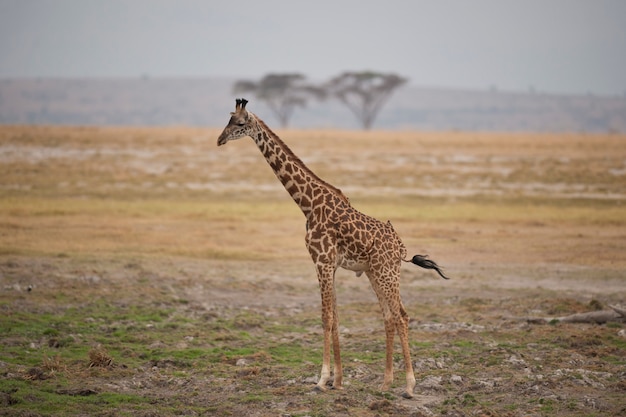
[237,122,245,127]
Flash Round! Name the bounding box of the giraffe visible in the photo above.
[217,98,449,399]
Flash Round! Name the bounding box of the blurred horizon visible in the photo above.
[2,77,625,132]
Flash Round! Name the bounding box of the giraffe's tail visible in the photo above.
[407,254,450,280]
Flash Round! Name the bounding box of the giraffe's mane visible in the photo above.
[254,115,350,205]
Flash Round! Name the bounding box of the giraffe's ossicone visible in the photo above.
[217,98,448,399]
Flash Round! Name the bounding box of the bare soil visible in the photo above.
[0,126,625,416]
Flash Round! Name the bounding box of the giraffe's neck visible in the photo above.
[251,116,347,218]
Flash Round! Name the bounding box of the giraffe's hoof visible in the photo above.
[331,384,344,391]
[401,391,414,399]
[313,384,327,393]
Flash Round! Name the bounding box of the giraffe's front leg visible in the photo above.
[315,291,338,392]
[331,297,343,390]
[313,263,342,392]
[315,322,332,392]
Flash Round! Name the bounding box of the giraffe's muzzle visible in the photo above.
[217,134,228,146]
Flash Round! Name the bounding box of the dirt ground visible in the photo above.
[0,125,625,416]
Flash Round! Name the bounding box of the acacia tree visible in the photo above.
[325,71,408,130]
[233,73,325,128]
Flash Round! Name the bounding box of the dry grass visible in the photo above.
[88,346,114,368]
[1,125,624,267]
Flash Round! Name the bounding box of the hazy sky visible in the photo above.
[1,0,625,95]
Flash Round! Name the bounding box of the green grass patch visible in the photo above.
[0,379,153,416]
[268,343,315,366]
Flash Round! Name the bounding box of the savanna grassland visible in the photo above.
[0,125,625,416]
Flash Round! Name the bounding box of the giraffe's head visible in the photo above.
[217,98,256,146]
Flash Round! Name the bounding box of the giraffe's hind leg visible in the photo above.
[381,313,395,391]
[396,300,416,398]
[366,265,416,399]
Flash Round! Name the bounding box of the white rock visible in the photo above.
[450,375,463,384]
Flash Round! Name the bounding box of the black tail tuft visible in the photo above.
[411,255,450,280]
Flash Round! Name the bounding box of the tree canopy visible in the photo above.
[325,71,408,130]
[233,73,325,128]
[233,71,407,129]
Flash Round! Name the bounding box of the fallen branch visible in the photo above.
[525,304,626,325]
[609,304,626,317]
